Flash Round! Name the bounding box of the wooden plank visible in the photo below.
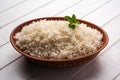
[83,0,120,26]
[0,43,21,69]
[103,14,120,48]
[56,0,110,18]
[0,0,54,28]
[0,56,43,80]
[71,56,120,80]
[0,0,25,13]
[27,64,87,80]
[69,14,120,80]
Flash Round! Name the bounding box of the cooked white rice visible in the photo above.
[14,20,103,59]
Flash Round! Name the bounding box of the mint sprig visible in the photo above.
[64,14,80,29]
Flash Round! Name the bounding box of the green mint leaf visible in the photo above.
[64,16,72,24]
[64,14,80,30]
[69,24,75,29]
[72,14,77,23]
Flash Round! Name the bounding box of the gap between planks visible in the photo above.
[113,73,120,80]
[0,56,22,70]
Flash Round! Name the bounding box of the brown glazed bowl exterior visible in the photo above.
[10,17,109,67]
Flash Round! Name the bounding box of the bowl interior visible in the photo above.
[10,17,109,66]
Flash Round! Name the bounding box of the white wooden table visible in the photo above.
[0,0,120,80]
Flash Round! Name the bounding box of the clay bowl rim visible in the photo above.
[10,17,109,62]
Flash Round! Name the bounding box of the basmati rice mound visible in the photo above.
[14,20,103,59]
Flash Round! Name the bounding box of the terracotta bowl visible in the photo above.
[10,17,109,67]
